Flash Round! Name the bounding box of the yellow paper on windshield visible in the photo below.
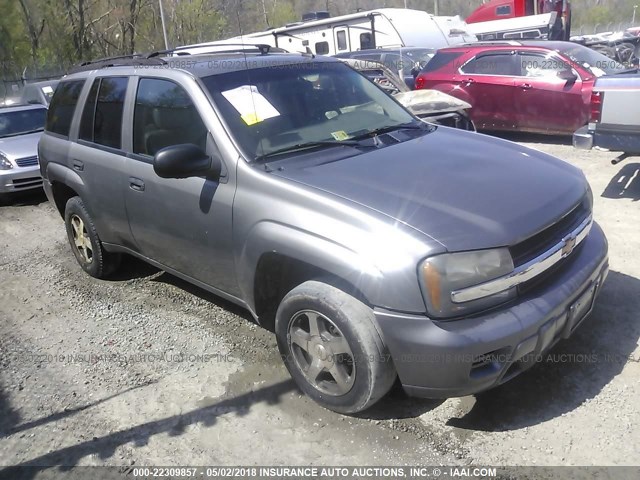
[222,85,280,126]
[331,130,350,141]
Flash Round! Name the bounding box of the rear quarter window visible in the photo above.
[45,80,85,137]
[421,51,464,74]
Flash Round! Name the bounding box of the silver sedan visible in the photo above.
[0,104,46,197]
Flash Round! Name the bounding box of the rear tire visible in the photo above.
[275,280,396,414]
[64,196,121,278]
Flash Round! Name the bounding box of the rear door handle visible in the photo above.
[520,83,532,90]
[463,78,475,85]
[72,160,84,172]
[129,177,145,192]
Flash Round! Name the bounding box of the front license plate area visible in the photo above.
[564,281,598,338]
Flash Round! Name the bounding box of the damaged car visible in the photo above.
[340,58,475,131]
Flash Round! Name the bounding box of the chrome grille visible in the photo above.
[509,197,591,268]
[15,155,38,167]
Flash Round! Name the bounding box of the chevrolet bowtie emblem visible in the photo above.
[561,235,577,257]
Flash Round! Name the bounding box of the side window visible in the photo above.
[46,80,85,137]
[461,53,518,76]
[382,53,403,73]
[518,53,569,77]
[133,78,208,157]
[360,33,373,50]
[79,79,99,141]
[23,87,39,104]
[315,41,329,55]
[336,30,347,51]
[421,51,465,74]
[94,77,128,148]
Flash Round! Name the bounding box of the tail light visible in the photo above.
[415,74,426,90]
[590,91,603,123]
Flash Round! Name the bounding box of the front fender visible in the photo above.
[237,221,429,314]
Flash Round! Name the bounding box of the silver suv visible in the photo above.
[39,46,609,414]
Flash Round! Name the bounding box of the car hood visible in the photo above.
[394,89,471,115]
[0,131,41,161]
[270,128,588,252]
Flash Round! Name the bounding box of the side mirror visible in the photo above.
[558,69,578,84]
[153,144,221,179]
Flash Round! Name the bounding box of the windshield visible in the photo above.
[401,48,436,66]
[0,108,47,138]
[202,61,415,161]
[557,43,626,76]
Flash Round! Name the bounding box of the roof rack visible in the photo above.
[146,42,281,58]
[69,54,166,73]
[69,43,286,74]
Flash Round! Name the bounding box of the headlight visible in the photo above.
[0,153,12,170]
[420,248,515,319]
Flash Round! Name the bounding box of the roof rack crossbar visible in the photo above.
[69,42,285,74]
[146,42,275,58]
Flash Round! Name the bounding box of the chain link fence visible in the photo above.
[1,61,66,104]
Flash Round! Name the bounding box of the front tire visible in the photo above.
[275,281,396,414]
[64,196,120,278]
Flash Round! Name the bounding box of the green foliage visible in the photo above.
[2,0,639,81]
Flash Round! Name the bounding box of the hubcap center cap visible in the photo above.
[315,343,327,359]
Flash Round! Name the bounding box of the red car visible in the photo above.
[415,41,627,135]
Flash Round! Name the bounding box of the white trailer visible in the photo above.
[222,8,476,56]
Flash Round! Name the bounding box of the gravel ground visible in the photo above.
[0,134,639,474]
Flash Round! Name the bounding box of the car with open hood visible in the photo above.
[338,57,475,131]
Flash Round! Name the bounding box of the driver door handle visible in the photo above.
[463,78,475,86]
[129,177,145,192]
[520,83,533,90]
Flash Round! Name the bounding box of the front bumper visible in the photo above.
[374,222,609,398]
[0,165,43,193]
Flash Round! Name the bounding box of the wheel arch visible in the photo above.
[252,252,373,332]
[239,221,386,330]
[46,163,87,218]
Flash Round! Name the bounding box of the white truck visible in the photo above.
[573,74,640,160]
[221,8,476,56]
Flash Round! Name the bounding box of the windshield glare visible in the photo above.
[402,49,436,66]
[202,62,414,160]
[0,109,47,138]
[558,44,626,76]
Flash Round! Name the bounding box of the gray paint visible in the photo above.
[39,52,609,396]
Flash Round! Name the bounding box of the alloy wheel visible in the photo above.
[70,214,93,264]
[288,310,356,396]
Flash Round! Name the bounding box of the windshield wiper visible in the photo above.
[254,140,366,162]
[350,121,428,141]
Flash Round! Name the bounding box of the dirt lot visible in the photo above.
[1,134,639,474]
